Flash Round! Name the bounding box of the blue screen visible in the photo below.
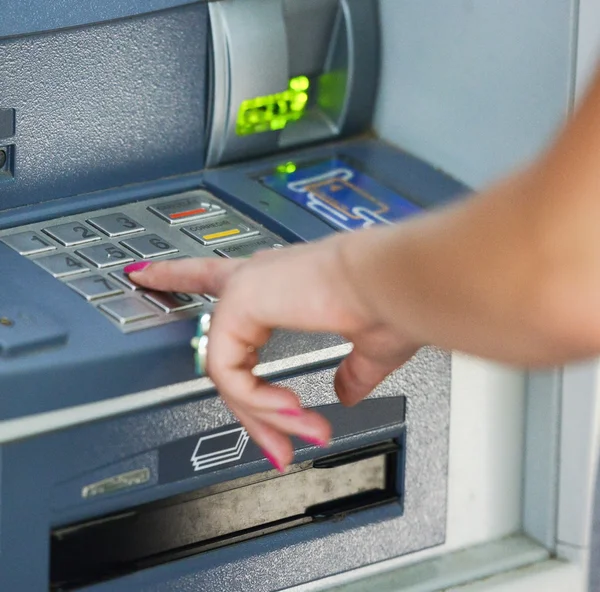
[260,158,421,231]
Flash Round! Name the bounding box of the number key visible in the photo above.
[34,253,89,278]
[143,291,203,313]
[120,234,178,258]
[1,231,56,255]
[42,222,101,246]
[87,213,145,237]
[76,244,135,268]
[67,275,124,301]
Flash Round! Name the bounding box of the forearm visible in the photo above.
[342,69,600,366]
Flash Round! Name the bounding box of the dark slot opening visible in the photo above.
[50,441,401,591]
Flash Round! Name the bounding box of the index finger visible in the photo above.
[126,257,243,296]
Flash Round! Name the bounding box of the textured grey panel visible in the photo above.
[0,0,199,38]
[92,347,450,591]
[374,0,575,188]
[0,4,208,210]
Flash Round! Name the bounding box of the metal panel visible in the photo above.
[0,349,451,590]
[0,4,209,209]
[0,0,199,38]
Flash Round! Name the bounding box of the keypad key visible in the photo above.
[76,244,134,268]
[99,298,158,324]
[148,193,225,224]
[67,275,123,301]
[34,253,89,278]
[87,213,145,237]
[120,234,178,259]
[42,222,101,246]
[214,236,285,258]
[143,291,203,313]
[182,215,259,246]
[109,269,142,291]
[2,231,56,255]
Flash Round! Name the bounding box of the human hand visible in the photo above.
[126,236,420,471]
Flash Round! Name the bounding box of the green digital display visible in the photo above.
[236,76,310,136]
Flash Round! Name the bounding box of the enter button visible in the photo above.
[214,237,285,258]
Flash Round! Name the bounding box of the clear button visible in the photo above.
[182,215,259,246]
[148,193,225,225]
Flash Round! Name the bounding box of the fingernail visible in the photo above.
[124,261,152,274]
[262,449,285,473]
[299,435,329,448]
[278,408,303,417]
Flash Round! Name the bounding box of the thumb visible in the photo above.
[334,347,416,407]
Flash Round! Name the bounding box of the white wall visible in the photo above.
[374,0,575,189]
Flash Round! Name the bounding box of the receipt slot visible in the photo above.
[0,2,463,591]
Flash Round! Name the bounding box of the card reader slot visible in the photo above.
[50,442,401,591]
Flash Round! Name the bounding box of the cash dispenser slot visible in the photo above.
[50,441,401,590]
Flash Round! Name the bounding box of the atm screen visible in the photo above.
[259,158,422,231]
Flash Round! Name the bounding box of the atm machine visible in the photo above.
[0,1,598,591]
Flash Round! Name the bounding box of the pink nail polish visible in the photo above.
[278,408,303,417]
[299,435,328,448]
[124,261,152,274]
[262,449,285,473]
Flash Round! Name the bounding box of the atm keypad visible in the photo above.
[42,222,102,247]
[0,190,286,333]
[87,213,145,237]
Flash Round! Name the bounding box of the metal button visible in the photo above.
[76,244,135,268]
[2,231,56,255]
[42,222,101,246]
[109,269,142,291]
[99,297,158,324]
[182,215,259,246]
[120,234,178,258]
[143,291,203,313]
[148,192,225,224]
[87,213,145,237]
[67,275,124,301]
[214,236,285,258]
[34,253,90,278]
